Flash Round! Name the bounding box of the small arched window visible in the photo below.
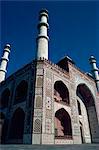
[0,88,10,108]
[14,80,28,104]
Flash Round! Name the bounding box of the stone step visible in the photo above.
[0,144,99,150]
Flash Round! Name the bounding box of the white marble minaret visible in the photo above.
[89,55,99,92]
[36,9,49,60]
[0,44,11,83]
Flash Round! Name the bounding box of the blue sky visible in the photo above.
[0,0,99,77]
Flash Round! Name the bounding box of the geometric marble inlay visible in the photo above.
[34,119,41,133]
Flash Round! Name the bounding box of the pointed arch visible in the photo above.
[9,108,25,143]
[76,83,95,107]
[55,108,72,139]
[14,80,28,104]
[76,83,99,143]
[54,81,70,105]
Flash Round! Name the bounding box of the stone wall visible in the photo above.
[0,60,98,144]
[0,63,33,144]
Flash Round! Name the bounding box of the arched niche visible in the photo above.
[9,108,25,143]
[14,80,28,104]
[55,108,72,139]
[77,83,99,143]
[54,81,70,105]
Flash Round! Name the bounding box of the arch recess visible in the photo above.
[55,108,72,139]
[76,83,99,143]
[9,108,25,143]
[14,80,28,104]
[54,81,70,105]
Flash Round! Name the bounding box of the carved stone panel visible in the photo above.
[46,110,52,118]
[33,118,41,133]
[35,95,42,108]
